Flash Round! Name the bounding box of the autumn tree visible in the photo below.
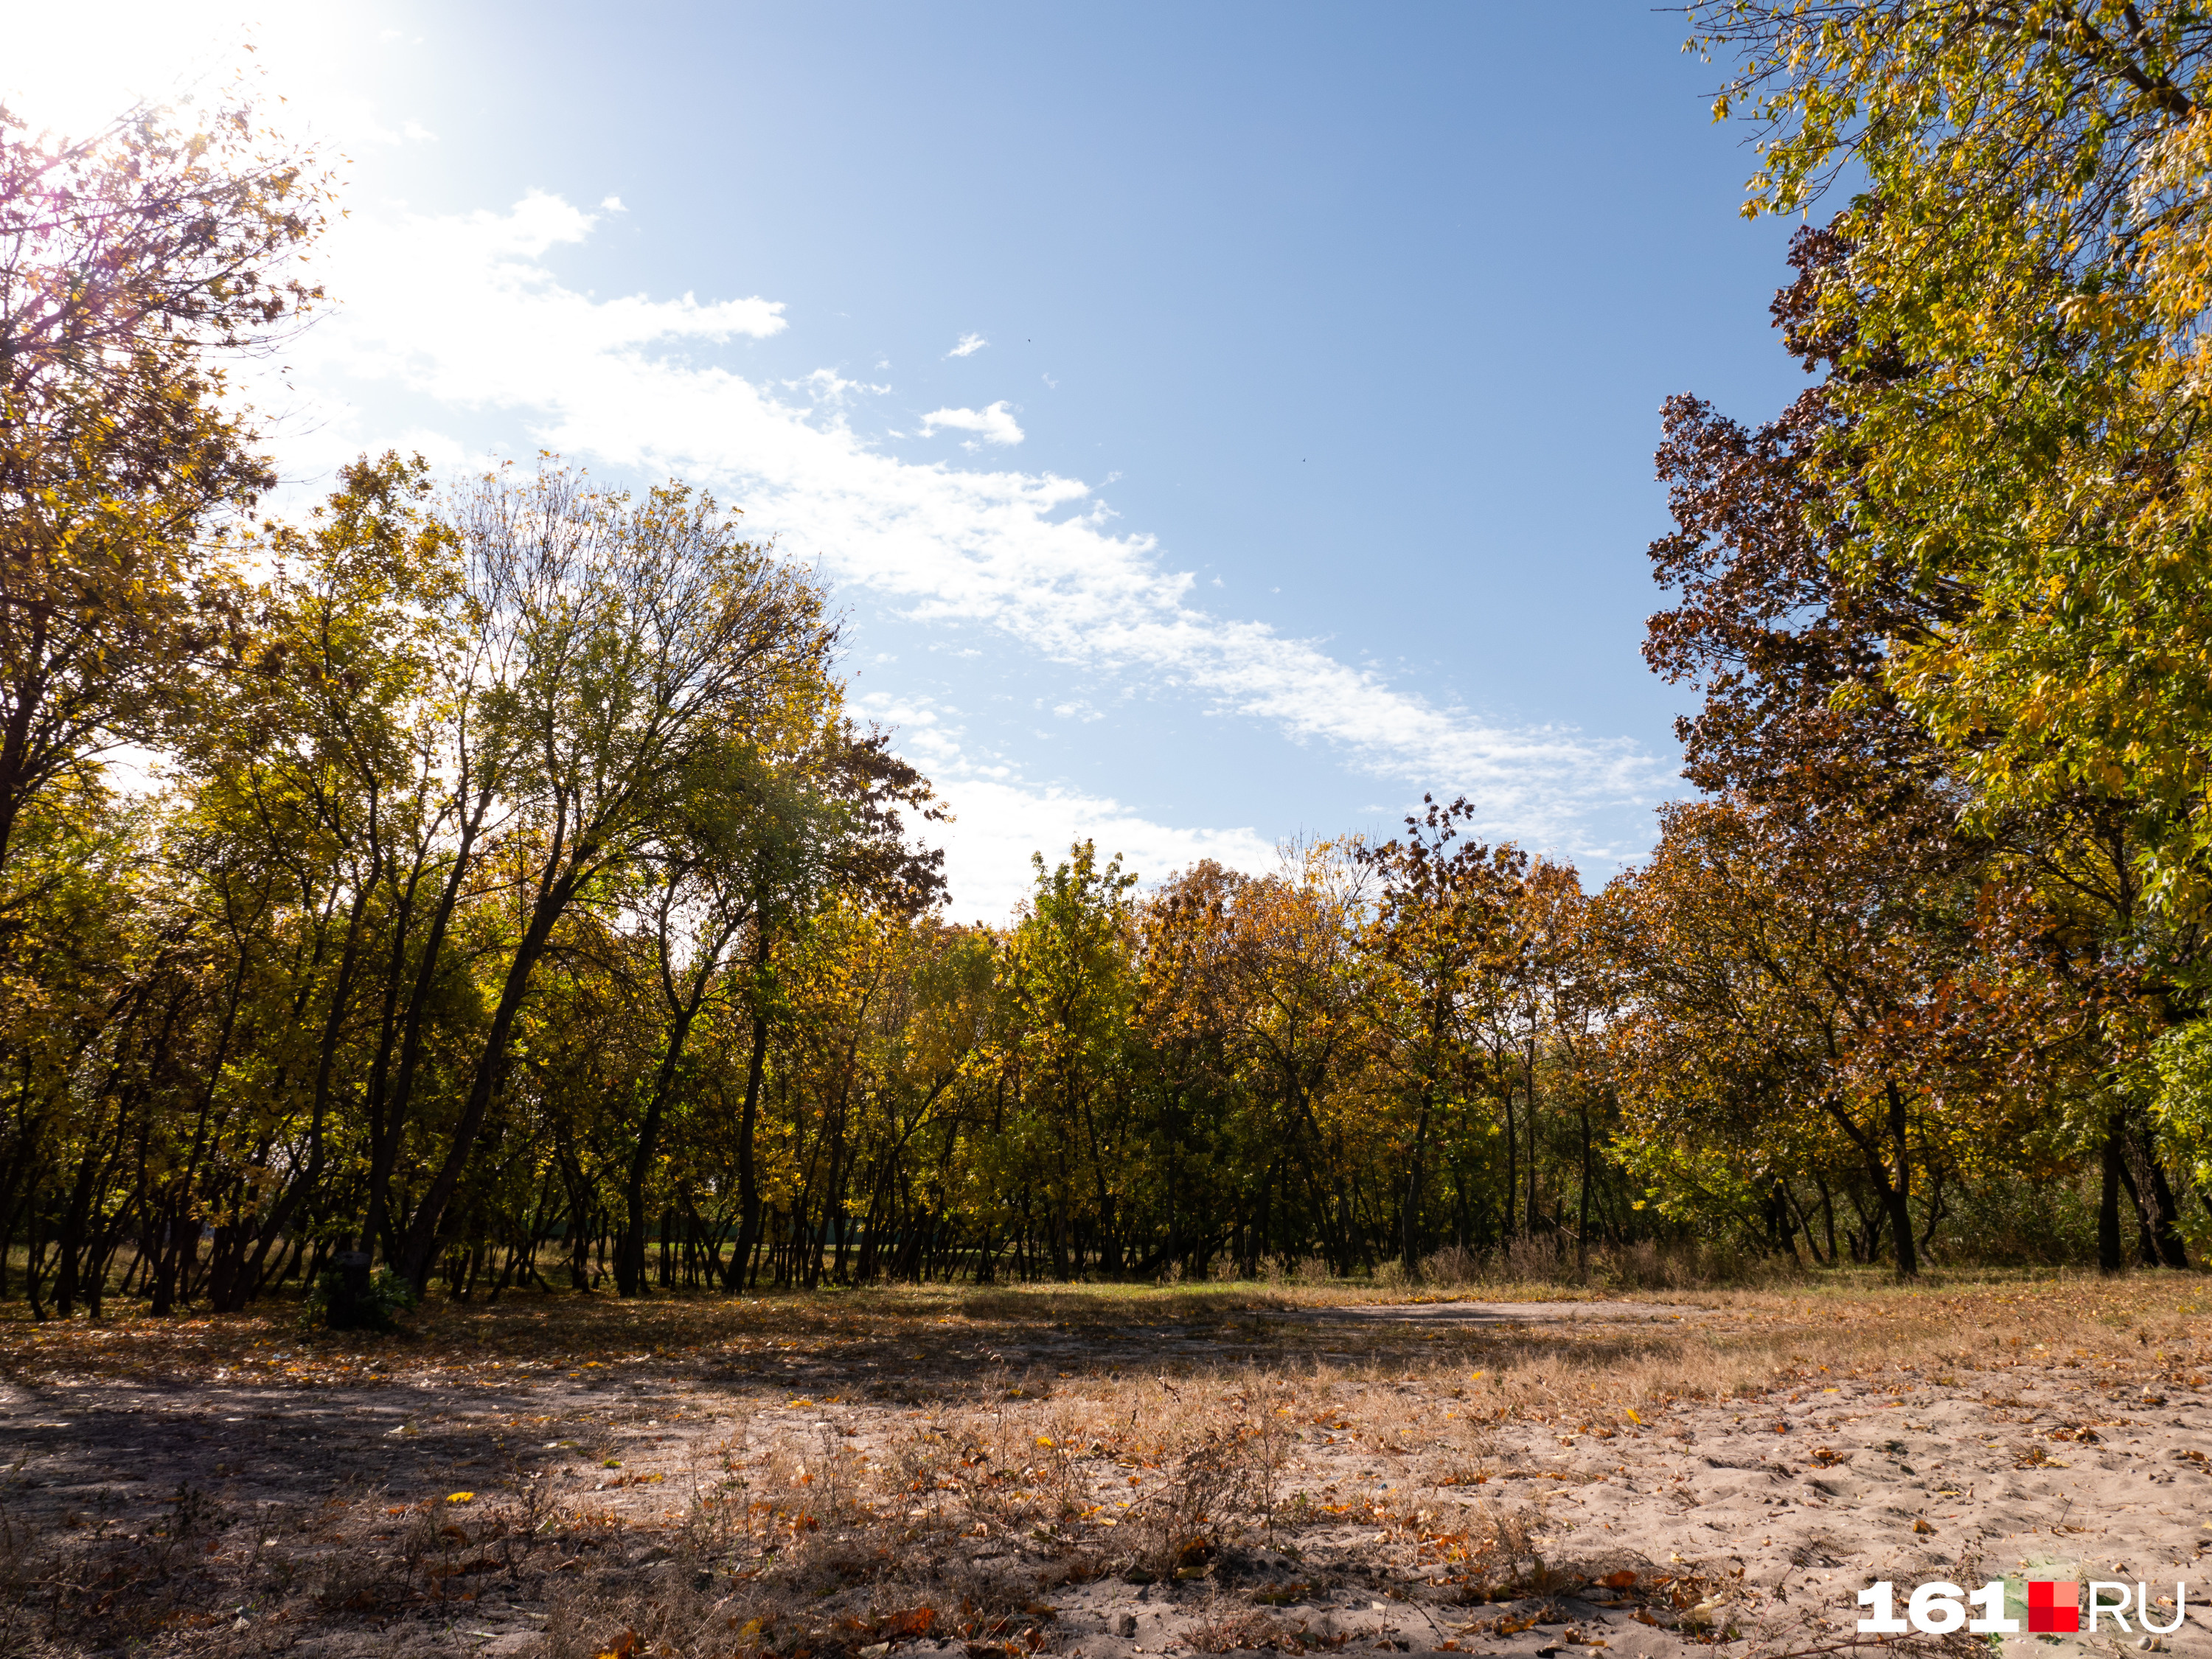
[610,723,943,1296]
[1356,796,1520,1273]
[1652,21,2212,1261]
[385,465,841,1292]
[0,100,327,891]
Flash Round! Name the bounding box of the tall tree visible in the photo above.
[1356,796,1520,1273]
[391,465,840,1290]
[0,100,327,892]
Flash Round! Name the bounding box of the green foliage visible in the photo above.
[15,36,2211,1316]
[2149,1020,2212,1185]
[303,1265,417,1333]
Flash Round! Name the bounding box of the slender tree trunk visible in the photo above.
[232,865,380,1310]
[1500,1070,1517,1242]
[617,1003,700,1297]
[1524,1035,1539,1242]
[2149,1158,2192,1269]
[724,1006,772,1291]
[398,867,580,1291]
[1401,1083,1431,1276]
[365,798,490,1263]
[1575,1103,1593,1284]
[1882,1082,1916,1277]
[2099,1124,2126,1275]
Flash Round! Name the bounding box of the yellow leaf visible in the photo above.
[445,1491,474,1504]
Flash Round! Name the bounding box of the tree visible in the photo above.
[1604,784,2053,1275]
[610,723,943,1296]
[0,99,327,893]
[1355,796,1520,1273]
[1664,14,2212,1264]
[1692,2,2212,906]
[389,465,841,1291]
[984,842,1139,1279]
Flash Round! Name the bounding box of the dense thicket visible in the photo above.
[29,18,2212,1316]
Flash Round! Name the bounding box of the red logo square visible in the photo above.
[2027,1581,2079,1634]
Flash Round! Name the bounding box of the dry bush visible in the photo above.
[1593,1238,1792,1290]
[1422,1245,1479,1286]
[1123,1427,1260,1576]
[1498,1235,1565,1284]
[542,1576,728,1659]
[1188,1602,1343,1652]
[1444,1495,1549,1593]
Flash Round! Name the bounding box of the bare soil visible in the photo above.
[1,1273,2206,1659]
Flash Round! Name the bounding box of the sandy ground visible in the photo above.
[2,1285,2208,1658]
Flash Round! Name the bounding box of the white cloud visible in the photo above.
[856,695,1273,920]
[601,195,627,212]
[918,400,1025,447]
[785,368,890,406]
[274,193,1669,865]
[946,333,988,358]
[316,192,785,379]
[937,776,1276,922]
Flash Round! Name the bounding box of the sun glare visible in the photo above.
[6,1,358,145]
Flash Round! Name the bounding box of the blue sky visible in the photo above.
[18,4,1812,919]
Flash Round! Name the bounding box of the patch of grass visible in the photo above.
[1,1272,2205,1655]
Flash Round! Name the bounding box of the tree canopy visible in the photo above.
[26,27,2212,1317]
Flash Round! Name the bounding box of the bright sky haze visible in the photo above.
[13,3,1813,919]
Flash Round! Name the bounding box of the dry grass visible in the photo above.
[0,1267,2204,1655]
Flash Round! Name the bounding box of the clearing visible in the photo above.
[1,1273,2205,1658]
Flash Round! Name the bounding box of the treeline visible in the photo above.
[23,5,2212,1315]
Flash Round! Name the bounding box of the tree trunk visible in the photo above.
[2099,1124,2126,1274]
[1576,1104,1593,1284]
[1883,1082,1916,1276]
[1500,1074,1517,1242]
[398,867,580,1291]
[724,1006,772,1291]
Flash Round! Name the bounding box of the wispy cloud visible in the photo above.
[945,332,988,358]
[856,695,1274,919]
[284,194,1671,859]
[918,400,1024,447]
